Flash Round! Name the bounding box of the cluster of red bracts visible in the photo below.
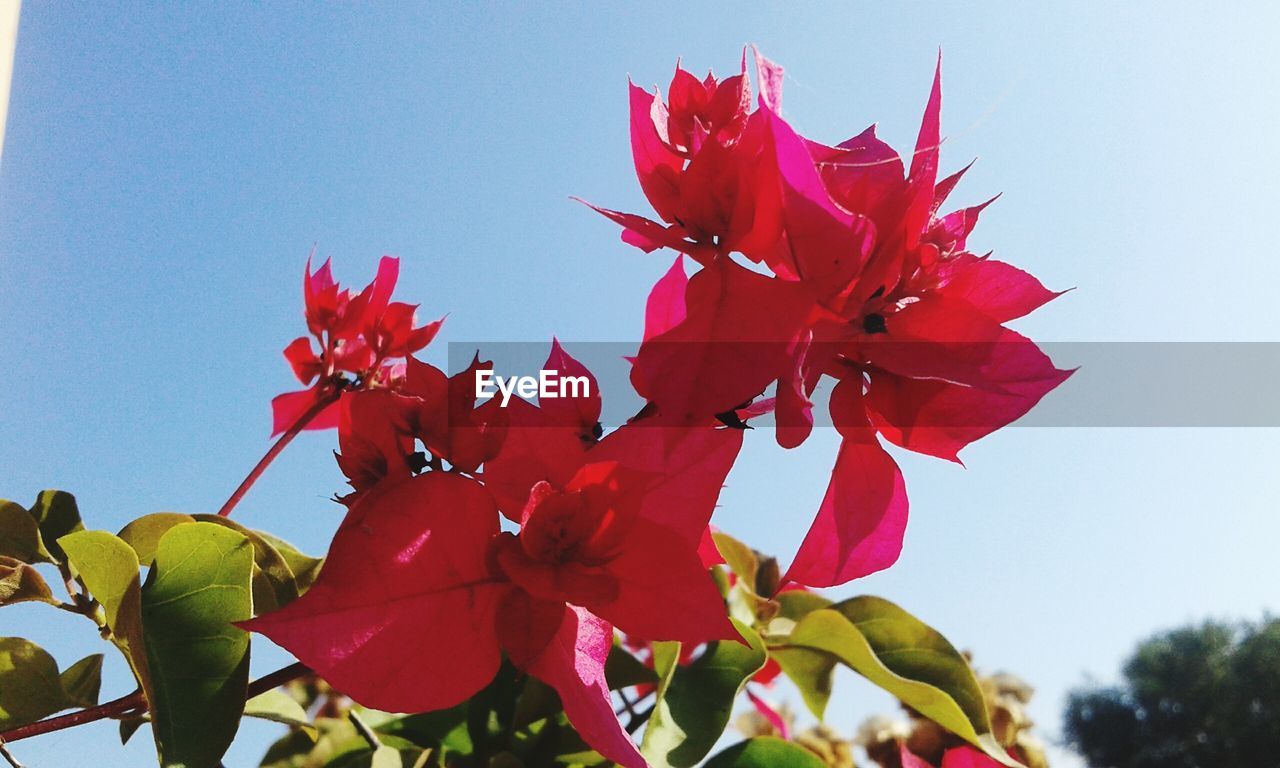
[592,49,1070,587]
[246,50,1068,768]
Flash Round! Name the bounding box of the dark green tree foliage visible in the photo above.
[1064,618,1280,767]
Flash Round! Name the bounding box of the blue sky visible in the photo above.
[2,3,1278,766]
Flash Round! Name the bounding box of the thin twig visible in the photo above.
[216,388,342,518]
[0,739,24,768]
[0,662,310,744]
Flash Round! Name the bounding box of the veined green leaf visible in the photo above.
[641,620,768,768]
[777,596,1019,766]
[703,737,826,767]
[245,689,313,730]
[121,512,312,614]
[59,529,155,705]
[141,521,254,768]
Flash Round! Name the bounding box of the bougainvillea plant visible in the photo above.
[0,50,1068,768]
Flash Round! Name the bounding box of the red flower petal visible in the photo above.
[631,258,813,425]
[644,255,689,342]
[934,253,1067,324]
[591,516,737,643]
[528,607,647,768]
[243,473,504,713]
[270,387,341,437]
[784,378,908,588]
[629,81,684,223]
[592,421,744,546]
[942,745,1006,768]
[866,366,1073,463]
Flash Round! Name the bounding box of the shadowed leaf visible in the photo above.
[31,490,84,563]
[59,653,104,708]
[703,737,827,767]
[642,620,768,767]
[0,499,50,563]
[141,521,254,768]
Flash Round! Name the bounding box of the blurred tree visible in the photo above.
[1064,617,1280,767]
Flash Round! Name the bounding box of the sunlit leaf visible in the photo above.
[141,521,254,768]
[771,645,835,720]
[0,555,56,606]
[703,737,826,768]
[118,513,194,566]
[245,688,312,730]
[59,530,155,705]
[777,596,1018,766]
[121,513,314,614]
[642,620,768,768]
[0,637,75,728]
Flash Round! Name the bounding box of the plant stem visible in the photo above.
[216,388,342,518]
[0,739,24,768]
[0,662,310,744]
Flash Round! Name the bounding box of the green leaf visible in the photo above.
[775,589,832,621]
[245,689,313,730]
[121,513,313,613]
[191,514,301,613]
[376,704,471,755]
[255,531,324,594]
[0,555,57,606]
[778,595,1018,766]
[641,620,768,768]
[702,737,826,768]
[59,653,104,708]
[141,521,254,768]
[120,714,149,745]
[604,641,659,691]
[0,637,78,728]
[118,513,195,566]
[770,645,835,720]
[59,530,154,701]
[711,532,758,588]
[0,500,51,563]
[31,490,84,563]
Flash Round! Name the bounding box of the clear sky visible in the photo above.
[2,3,1279,766]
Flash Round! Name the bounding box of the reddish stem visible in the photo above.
[216,388,342,518]
[0,663,310,744]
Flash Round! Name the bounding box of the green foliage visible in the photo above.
[702,737,827,768]
[244,689,313,730]
[30,490,86,563]
[60,529,156,698]
[1065,617,1280,768]
[774,595,1017,766]
[120,513,316,614]
[0,499,51,563]
[59,653,105,708]
[0,638,102,728]
[642,619,768,768]
[140,521,255,767]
